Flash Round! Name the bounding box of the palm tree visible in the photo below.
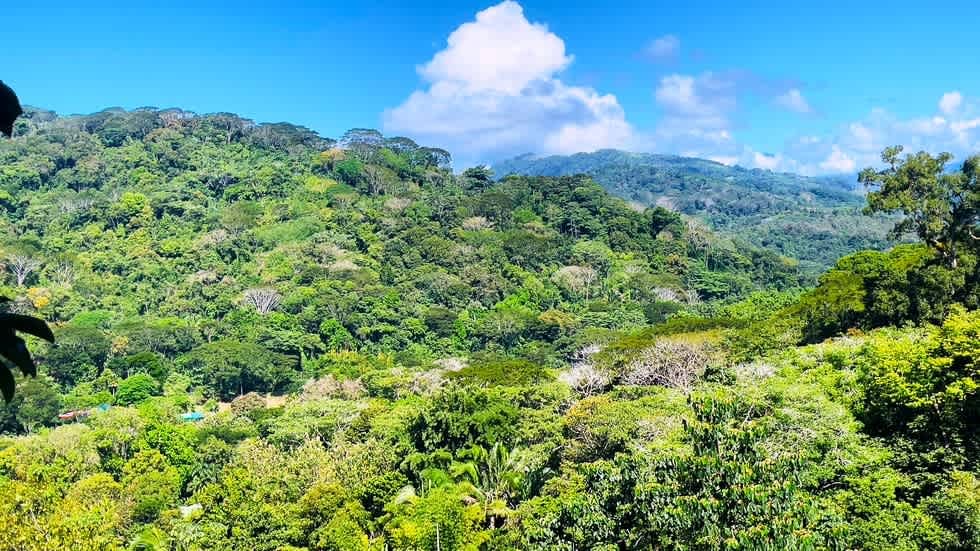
[394,444,548,530]
[128,518,202,550]
[452,443,527,529]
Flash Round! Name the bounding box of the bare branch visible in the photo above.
[6,254,41,287]
[242,288,281,315]
[621,340,710,392]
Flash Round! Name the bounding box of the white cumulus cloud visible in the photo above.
[819,145,856,173]
[384,1,635,167]
[417,1,571,95]
[655,73,735,121]
[652,72,737,154]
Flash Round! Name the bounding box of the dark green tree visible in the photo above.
[115,373,161,406]
[9,376,61,432]
[179,340,295,399]
[861,146,980,268]
[461,166,494,192]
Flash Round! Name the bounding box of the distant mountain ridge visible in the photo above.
[493,149,892,274]
[499,150,859,191]
[494,149,861,210]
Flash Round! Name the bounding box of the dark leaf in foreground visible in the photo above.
[0,314,56,343]
[0,306,55,401]
[0,362,13,403]
[0,334,37,378]
[0,81,23,138]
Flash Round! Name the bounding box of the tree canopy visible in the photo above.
[0,106,976,550]
[861,145,980,268]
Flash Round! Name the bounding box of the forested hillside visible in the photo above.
[494,150,896,273]
[0,108,978,550]
[0,107,795,399]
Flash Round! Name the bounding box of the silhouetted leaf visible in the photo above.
[0,364,13,403]
[0,314,56,342]
[0,334,36,377]
[0,81,22,138]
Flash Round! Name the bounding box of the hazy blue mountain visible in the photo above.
[494,149,893,274]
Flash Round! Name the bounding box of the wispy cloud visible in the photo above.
[774,88,813,114]
[644,34,680,62]
[939,91,963,115]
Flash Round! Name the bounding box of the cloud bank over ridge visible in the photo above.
[385,1,980,174]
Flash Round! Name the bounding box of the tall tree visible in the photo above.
[861,146,979,268]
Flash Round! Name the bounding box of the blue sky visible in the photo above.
[4,0,980,173]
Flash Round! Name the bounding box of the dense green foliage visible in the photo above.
[0,107,798,406]
[494,149,896,274]
[0,108,977,550]
[716,148,980,353]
